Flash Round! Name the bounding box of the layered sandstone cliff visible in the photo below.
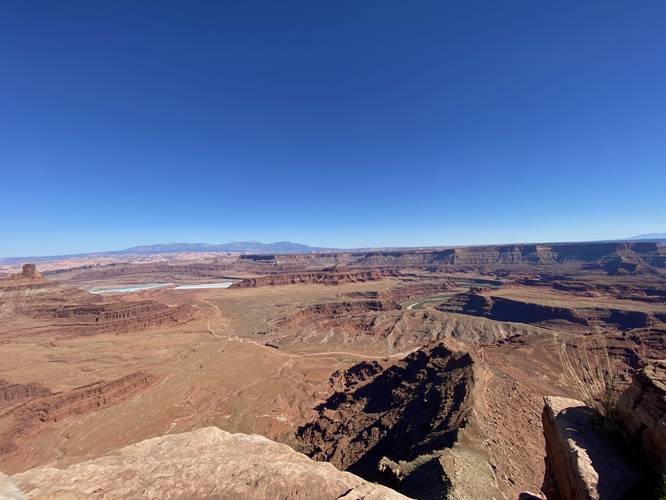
[0,266,194,338]
[348,242,665,274]
[438,291,659,331]
[0,372,160,457]
[230,269,399,288]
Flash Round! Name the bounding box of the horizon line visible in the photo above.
[2,235,664,261]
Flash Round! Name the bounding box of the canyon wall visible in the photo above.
[438,291,659,331]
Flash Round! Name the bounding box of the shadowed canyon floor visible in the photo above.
[0,243,664,498]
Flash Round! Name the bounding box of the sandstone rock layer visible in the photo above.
[541,396,640,500]
[617,360,666,473]
[9,427,409,499]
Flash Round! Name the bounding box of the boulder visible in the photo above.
[541,396,640,500]
[616,360,666,473]
[9,427,409,499]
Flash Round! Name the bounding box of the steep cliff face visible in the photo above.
[616,361,666,474]
[48,301,195,336]
[0,372,160,457]
[277,300,521,348]
[0,382,52,409]
[430,245,559,266]
[50,261,234,281]
[280,300,388,326]
[438,292,656,331]
[378,281,454,308]
[540,365,666,499]
[231,269,399,288]
[347,242,665,274]
[342,281,454,309]
[38,241,666,280]
[6,427,408,499]
[517,276,666,303]
[541,396,641,500]
[0,271,194,338]
[295,343,475,498]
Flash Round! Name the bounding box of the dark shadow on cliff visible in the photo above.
[295,343,474,500]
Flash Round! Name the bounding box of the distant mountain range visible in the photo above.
[629,233,666,241]
[0,241,329,264]
[2,235,664,263]
[122,241,329,254]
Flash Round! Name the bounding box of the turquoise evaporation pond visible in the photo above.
[173,282,235,290]
[88,281,236,293]
[88,283,175,293]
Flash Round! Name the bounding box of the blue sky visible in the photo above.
[1,1,665,256]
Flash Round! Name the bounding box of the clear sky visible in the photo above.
[1,1,665,256]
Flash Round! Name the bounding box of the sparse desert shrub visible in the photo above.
[554,333,621,422]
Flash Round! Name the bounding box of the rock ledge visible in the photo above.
[6,427,409,499]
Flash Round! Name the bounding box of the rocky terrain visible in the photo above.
[541,362,665,499]
[438,289,666,332]
[0,241,663,499]
[0,265,195,340]
[295,343,475,498]
[2,427,407,499]
[10,240,664,285]
[230,269,400,288]
[0,372,159,457]
[346,242,666,275]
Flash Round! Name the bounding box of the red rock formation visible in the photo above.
[230,269,400,288]
[0,382,52,409]
[327,361,384,392]
[277,299,523,347]
[19,264,41,279]
[516,277,666,304]
[348,242,666,274]
[0,273,195,338]
[0,372,160,458]
[49,302,195,336]
[438,291,655,331]
[541,396,641,500]
[7,427,408,499]
[380,281,454,308]
[280,300,387,326]
[295,343,474,498]
[617,361,666,474]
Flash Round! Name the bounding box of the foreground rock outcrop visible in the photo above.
[5,427,408,499]
[541,396,641,500]
[616,360,666,474]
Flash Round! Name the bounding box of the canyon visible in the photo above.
[0,242,664,499]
